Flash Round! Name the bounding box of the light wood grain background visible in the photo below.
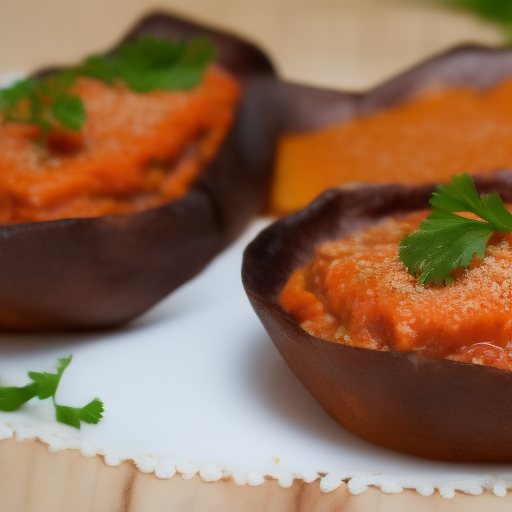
[0,0,505,90]
[2,438,512,512]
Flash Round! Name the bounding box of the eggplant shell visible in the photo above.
[242,172,512,462]
[0,12,275,330]
[256,45,512,137]
[242,47,512,461]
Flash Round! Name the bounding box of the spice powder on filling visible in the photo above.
[279,210,512,368]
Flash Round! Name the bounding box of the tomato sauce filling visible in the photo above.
[0,66,239,224]
[272,77,512,214]
[280,210,512,371]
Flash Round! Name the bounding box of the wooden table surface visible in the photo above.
[0,1,510,510]
[3,437,512,512]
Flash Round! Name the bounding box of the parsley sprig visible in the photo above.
[399,173,512,285]
[0,356,104,429]
[0,73,85,133]
[0,36,215,134]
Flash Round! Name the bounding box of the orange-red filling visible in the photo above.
[280,210,512,370]
[0,66,239,224]
[272,77,512,214]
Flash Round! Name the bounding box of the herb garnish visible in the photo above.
[399,173,512,285]
[0,36,216,134]
[442,0,512,42]
[0,356,104,429]
[0,73,85,133]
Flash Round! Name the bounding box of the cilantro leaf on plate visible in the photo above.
[0,383,39,412]
[28,356,72,400]
[55,398,104,429]
[0,356,104,429]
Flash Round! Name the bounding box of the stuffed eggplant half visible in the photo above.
[243,172,512,462]
[0,12,275,330]
[265,45,512,215]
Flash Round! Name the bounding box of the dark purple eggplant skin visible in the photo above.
[242,173,512,462]
[0,12,276,330]
[254,45,512,137]
[242,46,512,461]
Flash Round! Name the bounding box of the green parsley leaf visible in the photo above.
[40,70,77,99]
[113,36,216,92]
[0,79,35,113]
[28,356,72,400]
[0,75,84,133]
[0,383,39,412]
[75,55,117,84]
[0,36,215,138]
[55,398,104,429]
[399,173,512,285]
[0,355,105,429]
[51,95,85,131]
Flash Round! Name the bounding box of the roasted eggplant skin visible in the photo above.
[243,172,512,462]
[256,45,512,137]
[242,46,512,461]
[0,13,276,331]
